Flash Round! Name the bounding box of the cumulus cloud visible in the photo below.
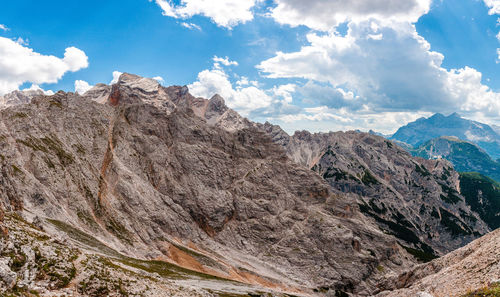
[22,84,54,96]
[152,0,258,28]
[213,56,238,67]
[269,0,430,31]
[484,0,500,14]
[110,71,123,84]
[299,81,357,109]
[188,67,272,116]
[236,76,258,87]
[272,83,296,104]
[74,80,93,94]
[271,108,432,135]
[0,37,88,95]
[279,106,353,123]
[257,20,500,123]
[152,76,164,83]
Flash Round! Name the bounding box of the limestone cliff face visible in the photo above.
[0,89,45,109]
[0,74,415,296]
[260,126,490,257]
[376,227,500,297]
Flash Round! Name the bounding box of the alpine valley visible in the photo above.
[0,74,498,297]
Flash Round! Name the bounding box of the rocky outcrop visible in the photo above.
[261,128,491,257]
[84,73,255,132]
[376,227,500,297]
[0,89,45,109]
[0,74,416,296]
[0,213,243,296]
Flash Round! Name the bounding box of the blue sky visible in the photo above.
[0,0,499,134]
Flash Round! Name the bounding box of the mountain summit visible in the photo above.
[391,113,500,160]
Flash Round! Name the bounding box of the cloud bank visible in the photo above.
[153,0,258,28]
[0,37,88,95]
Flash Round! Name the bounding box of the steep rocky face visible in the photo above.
[411,136,500,182]
[84,73,255,132]
[261,127,491,257]
[390,113,500,160]
[0,74,416,296]
[0,89,45,109]
[0,213,278,297]
[376,227,500,297]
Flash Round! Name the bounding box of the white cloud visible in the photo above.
[152,76,164,83]
[181,22,202,31]
[213,56,238,67]
[0,24,9,31]
[0,37,88,95]
[22,84,54,96]
[110,71,123,84]
[269,0,431,31]
[279,106,353,123]
[188,67,272,116]
[299,81,357,109]
[484,0,500,15]
[74,80,93,94]
[257,20,500,123]
[272,83,296,104]
[152,0,258,29]
[272,108,432,135]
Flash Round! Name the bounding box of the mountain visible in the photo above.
[0,89,45,109]
[0,73,498,296]
[493,124,500,136]
[411,136,500,182]
[260,126,491,258]
[391,113,500,160]
[0,74,417,296]
[376,226,500,297]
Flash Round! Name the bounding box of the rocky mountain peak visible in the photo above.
[116,72,160,93]
[0,89,46,109]
[391,112,500,159]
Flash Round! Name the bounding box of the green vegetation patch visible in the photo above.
[415,163,431,177]
[439,208,472,237]
[47,219,241,284]
[439,183,462,204]
[16,134,74,166]
[459,172,500,230]
[361,170,380,186]
[401,245,438,263]
[462,282,500,297]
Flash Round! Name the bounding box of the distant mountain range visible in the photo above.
[411,136,500,182]
[391,113,500,161]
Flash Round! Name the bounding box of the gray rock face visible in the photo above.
[0,89,45,109]
[0,257,16,290]
[0,73,415,295]
[263,128,490,256]
[376,227,500,297]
